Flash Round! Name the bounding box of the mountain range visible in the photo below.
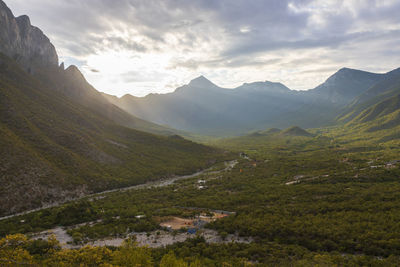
[104,67,398,136]
[2,0,400,216]
[0,0,225,216]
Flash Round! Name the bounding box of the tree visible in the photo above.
[160,251,188,267]
[112,237,153,266]
[0,234,33,266]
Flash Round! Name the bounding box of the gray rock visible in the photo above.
[0,0,58,72]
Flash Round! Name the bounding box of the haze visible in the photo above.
[5,0,400,96]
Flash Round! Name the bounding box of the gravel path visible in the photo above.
[0,160,238,221]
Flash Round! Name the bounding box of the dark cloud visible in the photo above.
[6,0,400,60]
[169,57,283,70]
[4,0,400,96]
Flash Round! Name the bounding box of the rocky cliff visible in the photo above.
[0,0,58,72]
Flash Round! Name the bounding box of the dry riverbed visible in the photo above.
[32,227,252,249]
[0,160,238,221]
[27,160,245,248]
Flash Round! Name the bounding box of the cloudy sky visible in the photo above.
[5,0,400,97]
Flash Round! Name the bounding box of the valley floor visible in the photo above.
[2,132,400,266]
[0,160,237,222]
[32,227,252,249]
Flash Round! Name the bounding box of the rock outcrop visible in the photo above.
[0,0,58,72]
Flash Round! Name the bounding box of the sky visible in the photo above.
[5,0,400,97]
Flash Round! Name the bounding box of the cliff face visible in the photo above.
[0,0,58,72]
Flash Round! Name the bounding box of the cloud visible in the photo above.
[4,0,400,96]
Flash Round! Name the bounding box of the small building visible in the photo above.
[135,215,146,219]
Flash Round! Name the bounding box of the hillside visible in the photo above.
[35,65,179,136]
[103,77,311,135]
[350,68,400,106]
[0,53,227,216]
[3,1,400,265]
[246,128,282,137]
[0,0,234,216]
[105,68,389,136]
[280,126,313,137]
[0,0,177,136]
[307,68,384,105]
[338,68,400,123]
[338,93,400,141]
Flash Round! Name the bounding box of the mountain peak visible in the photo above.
[337,67,353,72]
[16,15,31,27]
[239,81,290,92]
[0,0,58,71]
[65,65,86,82]
[188,75,216,87]
[333,67,377,77]
[281,126,313,137]
[323,67,382,86]
[310,67,384,105]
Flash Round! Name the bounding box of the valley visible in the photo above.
[1,0,400,266]
[0,160,237,222]
[3,129,400,265]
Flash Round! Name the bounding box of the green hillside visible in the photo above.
[246,128,281,137]
[280,126,314,137]
[0,54,228,216]
[5,121,400,265]
[34,65,179,137]
[331,74,400,142]
[337,69,400,123]
[351,94,400,124]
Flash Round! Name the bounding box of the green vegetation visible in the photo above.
[2,10,400,264]
[0,54,230,216]
[3,56,400,264]
[280,126,314,137]
[0,234,210,266]
[3,127,400,265]
[3,2,400,264]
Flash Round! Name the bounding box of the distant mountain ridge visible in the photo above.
[105,67,396,135]
[0,0,225,216]
[0,0,180,136]
[280,126,313,137]
[103,76,307,135]
[307,68,384,105]
[337,68,400,124]
[246,126,313,137]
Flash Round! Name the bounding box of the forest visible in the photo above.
[2,131,400,266]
